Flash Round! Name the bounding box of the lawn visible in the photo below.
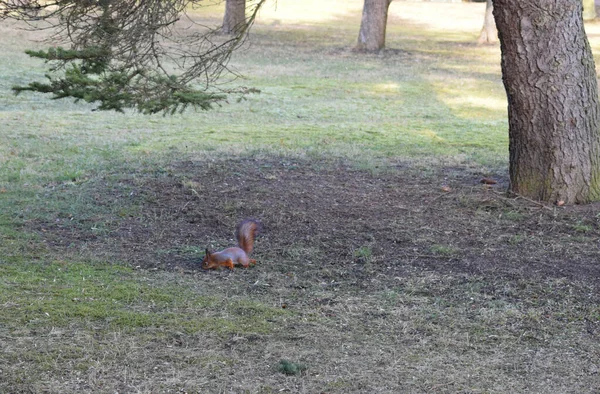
[1,1,599,393]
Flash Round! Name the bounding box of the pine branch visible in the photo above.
[3,0,266,114]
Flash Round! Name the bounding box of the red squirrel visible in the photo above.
[201,219,260,270]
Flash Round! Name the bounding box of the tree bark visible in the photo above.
[582,0,596,20]
[356,0,392,52]
[477,0,497,44]
[493,0,600,204]
[222,0,246,35]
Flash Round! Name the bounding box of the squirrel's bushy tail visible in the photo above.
[236,219,260,254]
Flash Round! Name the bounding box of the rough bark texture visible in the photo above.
[583,0,596,20]
[356,0,392,52]
[493,0,600,204]
[222,0,246,35]
[477,0,497,44]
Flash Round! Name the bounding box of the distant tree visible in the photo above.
[356,0,392,52]
[0,0,265,114]
[477,0,497,44]
[583,0,596,20]
[493,0,600,204]
[222,0,246,35]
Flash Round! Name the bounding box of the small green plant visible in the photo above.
[501,210,524,221]
[572,221,593,233]
[353,245,373,264]
[429,244,459,257]
[276,359,307,376]
[507,234,524,245]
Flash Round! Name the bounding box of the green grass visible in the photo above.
[0,2,509,184]
[0,260,287,335]
[429,243,460,257]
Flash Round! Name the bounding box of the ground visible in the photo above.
[33,157,600,281]
[13,156,599,393]
[1,1,600,391]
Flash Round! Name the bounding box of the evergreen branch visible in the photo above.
[4,0,266,114]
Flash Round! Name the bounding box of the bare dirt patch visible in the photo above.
[34,157,600,283]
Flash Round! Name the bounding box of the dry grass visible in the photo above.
[3,157,599,393]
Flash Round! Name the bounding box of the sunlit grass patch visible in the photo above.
[0,260,288,334]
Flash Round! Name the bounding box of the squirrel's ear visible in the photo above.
[205,248,211,256]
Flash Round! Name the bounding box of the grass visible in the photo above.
[0,260,285,334]
[0,3,509,175]
[1,1,600,392]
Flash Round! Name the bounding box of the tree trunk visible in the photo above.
[477,0,497,44]
[356,0,392,52]
[583,0,596,20]
[222,0,246,35]
[493,0,600,204]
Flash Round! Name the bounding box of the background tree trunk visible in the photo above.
[356,0,392,52]
[477,0,497,44]
[582,0,596,20]
[222,0,246,35]
[493,0,600,204]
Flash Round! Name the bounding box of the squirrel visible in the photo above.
[201,219,260,270]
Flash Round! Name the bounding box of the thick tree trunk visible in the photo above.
[477,0,497,44]
[493,0,600,204]
[583,0,596,20]
[356,0,392,52]
[222,0,246,35]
